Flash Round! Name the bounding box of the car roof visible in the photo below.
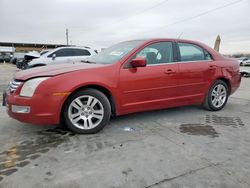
[139,38,208,44]
[54,46,91,50]
[125,38,214,49]
[42,46,96,56]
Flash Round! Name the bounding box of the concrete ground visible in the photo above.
[0,64,250,188]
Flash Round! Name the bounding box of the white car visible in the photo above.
[236,57,248,66]
[28,46,97,68]
[242,59,250,66]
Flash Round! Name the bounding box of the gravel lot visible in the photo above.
[0,64,250,188]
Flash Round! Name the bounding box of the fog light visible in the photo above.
[12,105,30,113]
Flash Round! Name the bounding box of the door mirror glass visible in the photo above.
[131,57,146,68]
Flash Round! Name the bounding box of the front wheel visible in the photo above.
[203,80,229,111]
[62,89,111,134]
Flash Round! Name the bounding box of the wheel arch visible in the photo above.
[204,78,231,111]
[216,77,231,94]
[60,84,117,121]
[207,77,231,96]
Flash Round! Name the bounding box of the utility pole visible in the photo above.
[66,28,69,46]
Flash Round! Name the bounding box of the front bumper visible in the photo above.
[4,92,66,125]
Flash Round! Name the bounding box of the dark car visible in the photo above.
[0,54,12,63]
[16,58,25,69]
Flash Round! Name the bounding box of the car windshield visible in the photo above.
[87,40,145,64]
[40,50,50,56]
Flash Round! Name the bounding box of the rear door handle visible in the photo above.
[164,69,176,75]
[208,65,216,70]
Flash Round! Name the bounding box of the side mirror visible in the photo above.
[52,54,56,60]
[131,57,146,68]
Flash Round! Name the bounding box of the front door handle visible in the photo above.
[164,69,176,75]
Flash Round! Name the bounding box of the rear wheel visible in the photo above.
[63,89,111,134]
[204,80,229,111]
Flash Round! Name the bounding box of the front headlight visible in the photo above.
[20,77,50,97]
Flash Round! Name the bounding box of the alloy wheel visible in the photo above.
[211,84,227,108]
[68,95,104,130]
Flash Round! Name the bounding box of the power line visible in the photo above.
[70,0,169,32]
[116,0,169,22]
[70,0,245,45]
[144,0,244,34]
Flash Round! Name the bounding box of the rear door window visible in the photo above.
[178,43,211,62]
[51,49,75,57]
[73,49,91,56]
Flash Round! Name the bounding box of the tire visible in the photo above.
[62,89,111,134]
[203,80,229,111]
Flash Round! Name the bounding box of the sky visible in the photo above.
[0,0,249,54]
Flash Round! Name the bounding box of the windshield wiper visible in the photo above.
[81,60,96,64]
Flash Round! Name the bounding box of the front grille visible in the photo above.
[8,80,23,93]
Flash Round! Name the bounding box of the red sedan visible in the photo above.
[4,39,241,134]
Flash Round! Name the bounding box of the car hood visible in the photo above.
[25,51,40,58]
[14,62,107,81]
[28,57,45,65]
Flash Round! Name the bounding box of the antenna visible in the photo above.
[66,28,69,45]
[178,32,183,39]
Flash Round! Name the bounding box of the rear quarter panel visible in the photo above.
[214,58,241,95]
[224,58,241,94]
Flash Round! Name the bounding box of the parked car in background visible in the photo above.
[15,50,51,69]
[27,46,96,68]
[3,38,241,134]
[242,59,250,66]
[236,57,248,66]
[0,53,12,63]
[10,52,25,65]
[10,57,20,65]
[15,58,24,68]
[16,51,41,69]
